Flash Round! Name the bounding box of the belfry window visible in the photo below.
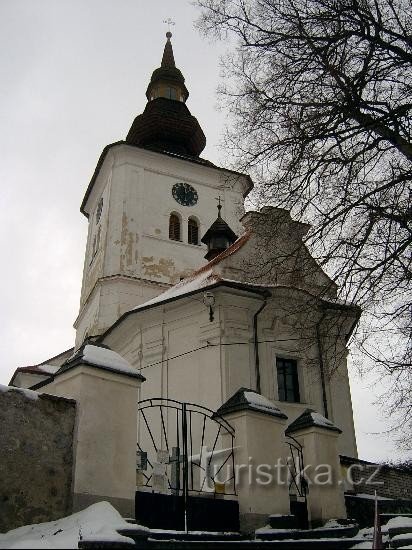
[169,213,181,241]
[188,217,199,245]
[276,358,300,403]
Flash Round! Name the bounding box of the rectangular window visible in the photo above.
[276,358,300,403]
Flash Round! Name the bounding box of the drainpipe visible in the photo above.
[316,312,329,419]
[253,292,270,394]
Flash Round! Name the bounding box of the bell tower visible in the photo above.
[74,33,252,346]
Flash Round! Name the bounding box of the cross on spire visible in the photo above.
[163,18,175,36]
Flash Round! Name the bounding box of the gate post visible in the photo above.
[41,347,145,518]
[285,409,346,525]
[216,389,290,534]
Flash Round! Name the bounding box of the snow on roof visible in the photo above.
[244,391,285,416]
[37,364,60,375]
[12,363,60,378]
[310,411,337,429]
[0,501,142,549]
[0,384,40,401]
[80,345,138,376]
[132,233,252,313]
[133,269,220,311]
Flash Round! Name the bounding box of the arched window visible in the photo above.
[169,213,181,241]
[188,217,199,245]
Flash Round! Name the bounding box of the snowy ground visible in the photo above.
[0,502,135,549]
[1,502,412,549]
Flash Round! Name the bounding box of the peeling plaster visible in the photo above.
[120,211,135,271]
[142,256,176,281]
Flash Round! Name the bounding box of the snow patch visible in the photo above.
[386,516,412,529]
[0,384,40,401]
[0,502,136,549]
[350,493,393,501]
[134,269,216,310]
[244,392,283,414]
[310,411,336,428]
[37,364,60,375]
[81,345,137,376]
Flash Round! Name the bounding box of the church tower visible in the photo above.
[74,33,252,346]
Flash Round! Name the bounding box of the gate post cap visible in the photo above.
[214,388,288,420]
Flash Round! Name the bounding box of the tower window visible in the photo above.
[188,217,199,245]
[169,213,181,241]
[276,358,300,403]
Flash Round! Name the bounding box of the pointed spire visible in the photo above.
[145,32,189,103]
[161,32,176,68]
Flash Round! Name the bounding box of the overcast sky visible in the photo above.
[0,0,407,463]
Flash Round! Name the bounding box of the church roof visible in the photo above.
[100,216,360,344]
[130,232,255,310]
[9,347,74,386]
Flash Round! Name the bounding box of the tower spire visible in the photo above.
[161,31,175,68]
[125,32,206,157]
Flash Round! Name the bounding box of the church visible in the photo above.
[7,32,362,534]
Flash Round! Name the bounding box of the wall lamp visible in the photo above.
[203,291,215,322]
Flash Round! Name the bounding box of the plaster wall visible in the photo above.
[104,287,357,458]
[76,145,249,344]
[41,366,142,517]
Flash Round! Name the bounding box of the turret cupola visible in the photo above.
[126,33,206,157]
[146,32,189,103]
[201,202,238,261]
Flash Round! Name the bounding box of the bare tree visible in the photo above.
[196,0,412,447]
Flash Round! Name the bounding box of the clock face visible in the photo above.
[172,183,198,207]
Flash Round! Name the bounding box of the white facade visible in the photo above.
[75,144,250,346]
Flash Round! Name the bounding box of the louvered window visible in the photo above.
[188,218,199,245]
[169,214,181,241]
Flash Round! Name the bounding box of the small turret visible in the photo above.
[201,202,238,261]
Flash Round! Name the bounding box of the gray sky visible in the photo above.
[0,0,407,463]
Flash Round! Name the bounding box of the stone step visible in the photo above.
[391,532,412,549]
[146,529,244,541]
[256,525,359,541]
[79,536,366,549]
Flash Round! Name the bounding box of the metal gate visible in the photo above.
[286,434,309,529]
[136,398,238,531]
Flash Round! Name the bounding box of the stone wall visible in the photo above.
[341,456,412,500]
[0,386,76,532]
